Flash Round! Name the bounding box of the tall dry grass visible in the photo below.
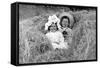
[19,5,96,63]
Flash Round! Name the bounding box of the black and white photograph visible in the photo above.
[11,2,97,65]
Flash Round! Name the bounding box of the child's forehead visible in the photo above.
[51,23,56,26]
[62,18,68,20]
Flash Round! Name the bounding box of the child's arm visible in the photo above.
[65,28,73,45]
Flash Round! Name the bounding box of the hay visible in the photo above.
[19,8,96,63]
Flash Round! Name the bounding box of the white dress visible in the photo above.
[45,31,68,49]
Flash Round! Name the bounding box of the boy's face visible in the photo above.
[61,18,69,28]
[49,23,57,32]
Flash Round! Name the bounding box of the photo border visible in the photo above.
[11,2,98,66]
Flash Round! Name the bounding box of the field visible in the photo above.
[19,4,96,63]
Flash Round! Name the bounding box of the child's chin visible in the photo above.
[51,30,57,32]
[62,25,67,28]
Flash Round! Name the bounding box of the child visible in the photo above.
[59,12,73,44]
[45,15,68,49]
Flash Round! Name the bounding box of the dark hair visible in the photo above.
[60,16,70,28]
[48,23,58,31]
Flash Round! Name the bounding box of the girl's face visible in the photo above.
[61,18,69,28]
[49,23,57,32]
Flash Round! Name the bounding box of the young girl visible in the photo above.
[59,12,73,44]
[45,15,68,49]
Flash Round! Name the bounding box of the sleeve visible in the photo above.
[45,33,50,42]
[65,28,73,44]
[59,32,68,49]
[59,32,65,43]
[66,28,73,37]
[45,33,50,39]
